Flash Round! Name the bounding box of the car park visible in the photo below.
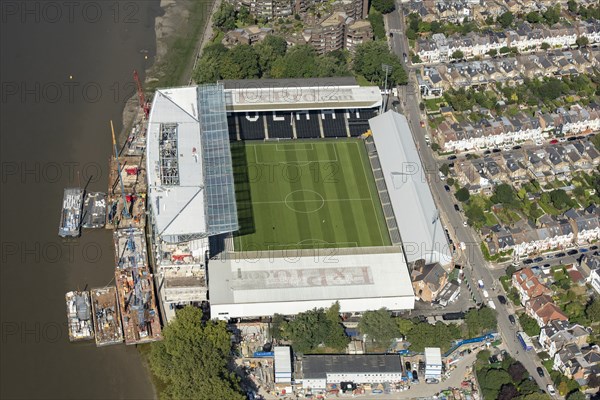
[498,295,507,305]
[537,367,544,377]
[444,185,450,192]
[508,314,516,325]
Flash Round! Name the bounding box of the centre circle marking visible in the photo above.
[284,190,325,213]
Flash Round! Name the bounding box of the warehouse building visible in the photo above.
[424,347,443,380]
[298,354,404,390]
[208,246,415,320]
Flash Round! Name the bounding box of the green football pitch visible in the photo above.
[231,139,391,251]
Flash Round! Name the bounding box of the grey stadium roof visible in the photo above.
[220,77,382,112]
[369,111,452,267]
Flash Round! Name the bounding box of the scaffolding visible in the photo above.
[159,123,179,186]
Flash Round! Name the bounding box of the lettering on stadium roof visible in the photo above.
[230,266,373,290]
[233,87,356,104]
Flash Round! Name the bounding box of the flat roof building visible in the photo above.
[208,246,415,320]
[299,354,404,390]
[369,111,452,268]
[424,347,443,379]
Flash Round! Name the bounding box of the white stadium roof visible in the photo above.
[208,247,415,320]
[146,84,238,242]
[369,111,452,267]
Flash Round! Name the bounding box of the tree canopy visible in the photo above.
[491,184,518,207]
[464,307,497,337]
[149,306,244,400]
[353,41,408,86]
[518,313,540,337]
[273,302,350,354]
[372,0,395,14]
[497,12,514,28]
[358,308,399,347]
[455,187,470,202]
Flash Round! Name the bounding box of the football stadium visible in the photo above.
[146,78,451,320]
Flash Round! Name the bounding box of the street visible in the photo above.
[385,2,554,392]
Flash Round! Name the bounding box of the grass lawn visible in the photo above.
[232,140,390,251]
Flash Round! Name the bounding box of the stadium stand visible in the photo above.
[238,112,266,140]
[295,111,322,139]
[266,111,294,139]
[321,110,348,138]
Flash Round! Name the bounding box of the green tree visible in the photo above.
[548,189,573,210]
[451,50,464,60]
[487,49,498,57]
[543,6,561,25]
[255,35,288,75]
[499,46,511,54]
[229,44,260,79]
[497,12,514,28]
[508,361,529,383]
[491,184,518,207]
[466,204,486,227]
[439,164,450,176]
[526,11,543,24]
[372,0,395,14]
[567,0,577,13]
[271,45,318,78]
[270,314,287,340]
[464,307,497,337]
[396,319,414,337]
[592,134,600,151]
[523,392,551,400]
[405,321,461,352]
[149,306,244,400]
[480,368,511,398]
[576,36,589,47]
[353,41,408,85]
[586,297,600,322]
[195,43,229,83]
[541,42,551,50]
[213,2,237,31]
[566,391,586,400]
[358,309,399,346]
[368,10,386,40]
[455,187,470,202]
[237,5,253,25]
[285,303,349,353]
[518,313,540,337]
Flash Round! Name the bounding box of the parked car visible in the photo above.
[580,248,589,253]
[448,155,457,160]
[555,252,566,258]
[567,249,578,255]
[478,280,485,288]
[405,362,411,372]
[488,300,496,310]
[498,295,507,305]
[523,259,533,264]
[534,257,543,263]
[484,150,491,155]
[591,245,598,251]
[508,314,516,325]
[444,185,450,192]
[547,384,556,396]
[454,204,460,211]
[425,378,439,384]
[412,371,418,381]
[463,221,468,227]
[550,139,559,144]
[492,148,501,153]
[420,120,425,128]
[513,145,522,150]
[537,367,545,377]
[482,290,489,298]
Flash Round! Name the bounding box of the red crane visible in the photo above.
[133,70,149,119]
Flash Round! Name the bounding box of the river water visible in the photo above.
[1,2,161,398]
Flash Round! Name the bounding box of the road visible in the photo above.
[385,1,553,392]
